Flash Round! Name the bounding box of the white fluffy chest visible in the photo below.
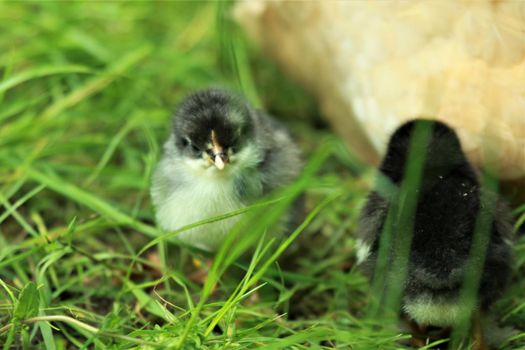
[153,170,246,251]
[151,140,265,251]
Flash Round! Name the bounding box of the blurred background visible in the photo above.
[235,0,525,202]
[0,1,524,349]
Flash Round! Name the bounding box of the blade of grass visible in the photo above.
[41,46,151,120]
[0,65,92,95]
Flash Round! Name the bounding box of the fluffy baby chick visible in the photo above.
[151,88,301,251]
[357,119,513,346]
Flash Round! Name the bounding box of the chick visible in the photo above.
[357,119,513,346]
[151,88,301,251]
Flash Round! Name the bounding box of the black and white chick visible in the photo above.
[357,119,513,345]
[151,88,301,251]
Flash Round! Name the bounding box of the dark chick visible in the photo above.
[151,88,301,251]
[357,119,513,344]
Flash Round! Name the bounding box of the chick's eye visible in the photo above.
[180,138,189,147]
[231,140,242,153]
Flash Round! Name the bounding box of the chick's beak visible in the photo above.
[214,153,228,170]
[210,130,228,170]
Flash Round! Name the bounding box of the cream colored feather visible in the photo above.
[234,0,525,181]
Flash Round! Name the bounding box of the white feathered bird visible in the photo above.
[234,0,525,185]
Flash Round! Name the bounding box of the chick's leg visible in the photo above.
[472,311,488,350]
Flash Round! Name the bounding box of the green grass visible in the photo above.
[1,2,524,349]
